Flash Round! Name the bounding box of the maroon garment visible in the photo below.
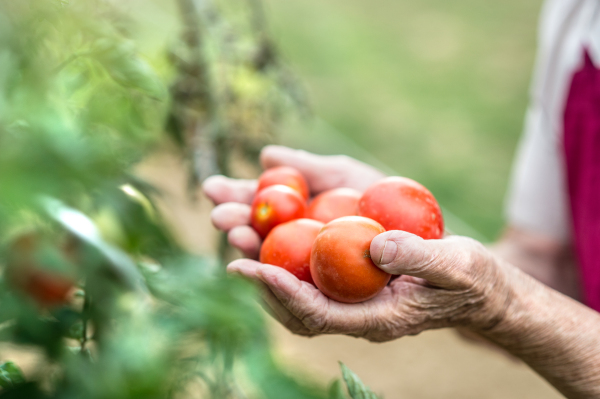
[563,49,600,311]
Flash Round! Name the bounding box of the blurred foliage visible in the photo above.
[265,0,543,240]
[0,0,350,398]
[339,363,380,399]
[0,362,25,389]
[167,0,308,179]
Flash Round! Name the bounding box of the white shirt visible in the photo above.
[505,0,600,241]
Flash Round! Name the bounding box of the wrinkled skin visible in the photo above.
[226,233,509,342]
[204,146,600,399]
[203,145,511,341]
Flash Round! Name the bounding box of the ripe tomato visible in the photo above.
[251,185,308,238]
[257,166,310,200]
[20,269,75,306]
[358,176,444,240]
[307,188,361,223]
[310,216,390,303]
[260,219,324,284]
[6,233,77,307]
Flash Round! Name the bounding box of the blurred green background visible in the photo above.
[265,0,544,240]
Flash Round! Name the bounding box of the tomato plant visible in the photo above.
[0,1,379,397]
[358,176,444,240]
[310,216,390,303]
[5,233,77,307]
[307,188,361,223]
[257,166,310,200]
[260,219,324,284]
[251,185,308,238]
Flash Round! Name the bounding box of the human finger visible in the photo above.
[227,259,314,336]
[254,264,374,335]
[210,203,251,232]
[202,175,257,205]
[228,226,261,259]
[370,231,483,290]
[260,145,385,193]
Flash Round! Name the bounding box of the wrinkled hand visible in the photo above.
[202,145,385,259]
[203,146,511,341]
[227,232,511,342]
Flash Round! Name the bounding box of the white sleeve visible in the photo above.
[503,0,592,243]
[504,104,570,242]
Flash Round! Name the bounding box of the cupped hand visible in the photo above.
[228,231,512,341]
[202,145,385,258]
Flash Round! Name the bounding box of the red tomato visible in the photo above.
[310,216,390,303]
[257,166,310,200]
[251,185,308,238]
[307,188,361,223]
[260,219,324,284]
[21,269,75,306]
[358,177,443,239]
[6,233,77,307]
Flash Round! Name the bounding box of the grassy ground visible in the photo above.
[264,0,543,240]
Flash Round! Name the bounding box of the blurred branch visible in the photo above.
[172,0,230,180]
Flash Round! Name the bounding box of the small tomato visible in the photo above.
[307,188,361,223]
[251,185,307,238]
[260,219,324,284]
[5,233,77,307]
[257,166,310,200]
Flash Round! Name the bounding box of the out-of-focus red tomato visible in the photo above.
[358,176,443,239]
[6,233,77,307]
[310,216,390,303]
[251,185,307,238]
[257,166,310,200]
[307,188,361,223]
[260,219,324,284]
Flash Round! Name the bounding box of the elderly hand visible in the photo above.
[203,147,512,341]
[202,145,385,259]
[204,147,600,398]
[227,231,511,341]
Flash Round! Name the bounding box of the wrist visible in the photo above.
[462,251,516,333]
[475,262,562,350]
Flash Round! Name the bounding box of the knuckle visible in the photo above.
[441,236,489,289]
[284,287,330,333]
[283,317,315,337]
[300,306,329,333]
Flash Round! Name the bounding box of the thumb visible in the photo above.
[370,231,476,290]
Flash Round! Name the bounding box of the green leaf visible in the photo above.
[328,379,348,399]
[41,196,150,297]
[0,362,25,389]
[91,38,167,101]
[339,362,381,399]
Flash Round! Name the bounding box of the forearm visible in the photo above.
[490,226,580,299]
[480,264,600,398]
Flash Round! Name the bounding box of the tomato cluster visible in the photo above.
[251,166,444,303]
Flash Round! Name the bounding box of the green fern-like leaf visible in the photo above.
[339,362,381,399]
[0,362,25,389]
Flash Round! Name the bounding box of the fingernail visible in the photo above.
[379,240,398,265]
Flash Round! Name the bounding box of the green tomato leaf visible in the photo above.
[91,38,167,101]
[328,379,349,399]
[40,196,150,298]
[339,362,381,399]
[0,361,25,388]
